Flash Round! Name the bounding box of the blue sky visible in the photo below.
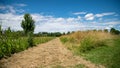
[0,0,120,33]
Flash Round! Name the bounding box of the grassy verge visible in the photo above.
[0,37,54,59]
[60,31,120,68]
[81,37,120,68]
[51,64,86,68]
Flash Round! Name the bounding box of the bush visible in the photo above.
[60,37,68,43]
[79,37,94,52]
[28,36,34,47]
[79,37,107,52]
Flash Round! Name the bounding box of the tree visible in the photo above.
[21,13,35,47]
[63,32,65,35]
[21,13,35,34]
[67,31,70,35]
[104,29,108,33]
[110,28,120,35]
[0,25,2,34]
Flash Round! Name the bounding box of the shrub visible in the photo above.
[110,28,120,35]
[60,37,68,43]
[79,37,94,52]
[27,32,35,47]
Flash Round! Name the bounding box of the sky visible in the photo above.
[0,0,120,33]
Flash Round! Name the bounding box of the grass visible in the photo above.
[52,65,65,68]
[82,37,120,68]
[73,64,87,68]
[0,36,54,59]
[60,31,111,52]
[60,31,120,68]
[51,64,86,68]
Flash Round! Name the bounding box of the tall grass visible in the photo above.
[60,31,120,68]
[60,31,112,52]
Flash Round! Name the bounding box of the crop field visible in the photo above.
[0,36,54,59]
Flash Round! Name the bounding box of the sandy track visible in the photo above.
[0,38,104,68]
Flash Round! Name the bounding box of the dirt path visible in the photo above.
[0,38,104,68]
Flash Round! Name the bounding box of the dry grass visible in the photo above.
[60,31,113,52]
[60,31,120,68]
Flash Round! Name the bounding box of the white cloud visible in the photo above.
[0,13,119,33]
[104,21,120,25]
[85,13,94,20]
[0,13,83,33]
[16,9,25,13]
[0,13,23,30]
[7,5,16,13]
[15,3,27,7]
[95,12,115,17]
[0,4,26,14]
[84,12,116,20]
[0,5,6,10]
[0,5,16,13]
[73,12,86,15]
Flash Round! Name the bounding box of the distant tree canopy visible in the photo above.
[21,13,35,34]
[110,28,120,35]
[34,32,62,37]
[67,31,70,35]
[104,29,108,33]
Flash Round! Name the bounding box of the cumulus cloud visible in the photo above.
[0,13,23,30]
[95,12,115,17]
[84,12,116,20]
[0,4,26,14]
[73,12,86,15]
[0,12,119,33]
[104,21,120,25]
[0,6,6,10]
[0,13,82,33]
[85,13,94,20]
[0,5,15,13]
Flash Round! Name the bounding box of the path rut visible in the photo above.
[0,38,104,68]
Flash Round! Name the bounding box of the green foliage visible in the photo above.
[27,31,34,47]
[79,37,94,52]
[60,31,120,68]
[34,32,62,37]
[110,28,120,35]
[34,37,54,45]
[21,13,35,34]
[73,64,86,68]
[0,25,2,34]
[21,13,35,46]
[0,35,28,59]
[60,37,68,43]
[67,31,70,35]
[104,29,108,33]
[0,27,54,59]
[60,36,106,53]
[0,36,54,59]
